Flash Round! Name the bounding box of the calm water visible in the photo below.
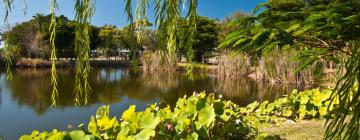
[0,68,296,139]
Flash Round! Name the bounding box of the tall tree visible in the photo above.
[220,0,360,139]
[178,16,219,62]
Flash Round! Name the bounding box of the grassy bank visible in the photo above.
[260,119,326,140]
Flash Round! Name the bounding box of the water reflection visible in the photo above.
[0,68,299,139]
[2,68,299,114]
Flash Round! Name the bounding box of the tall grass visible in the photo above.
[260,49,326,85]
[141,51,177,71]
[217,51,250,77]
[216,49,334,85]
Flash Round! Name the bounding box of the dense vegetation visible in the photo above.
[220,0,360,138]
[2,0,360,139]
[19,92,259,140]
[2,14,148,59]
[19,84,358,139]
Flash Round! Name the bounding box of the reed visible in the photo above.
[141,51,177,71]
[260,49,326,85]
[217,51,250,77]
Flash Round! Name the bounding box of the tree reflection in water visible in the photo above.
[3,68,298,115]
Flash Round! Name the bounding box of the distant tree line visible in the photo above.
[2,14,221,63]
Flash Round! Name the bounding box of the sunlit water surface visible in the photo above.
[0,68,298,139]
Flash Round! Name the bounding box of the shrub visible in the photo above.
[20,92,260,140]
[239,84,358,125]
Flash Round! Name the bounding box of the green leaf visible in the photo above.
[282,109,293,117]
[299,105,306,119]
[122,105,137,123]
[195,103,216,130]
[133,129,155,140]
[299,94,310,105]
[97,116,118,130]
[96,105,110,119]
[19,135,32,140]
[220,108,235,122]
[186,132,199,140]
[311,89,328,107]
[285,24,301,32]
[319,106,328,117]
[69,131,95,140]
[88,116,98,135]
[117,125,131,139]
[139,111,161,129]
[213,102,225,115]
[247,101,259,112]
[307,109,317,117]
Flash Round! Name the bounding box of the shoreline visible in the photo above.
[0,58,337,87]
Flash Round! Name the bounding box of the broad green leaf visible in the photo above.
[175,117,191,132]
[69,131,95,140]
[133,129,155,140]
[213,102,225,115]
[319,106,328,117]
[186,132,199,140]
[19,135,32,140]
[299,105,306,119]
[97,116,118,130]
[220,108,235,121]
[195,103,216,130]
[246,101,259,112]
[88,116,98,135]
[139,111,161,129]
[47,131,66,140]
[308,109,317,117]
[299,94,310,105]
[122,105,138,123]
[117,125,131,138]
[282,109,293,117]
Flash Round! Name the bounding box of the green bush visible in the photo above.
[239,84,358,125]
[20,92,259,140]
[20,84,358,139]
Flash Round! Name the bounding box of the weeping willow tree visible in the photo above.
[220,0,360,139]
[2,0,198,105]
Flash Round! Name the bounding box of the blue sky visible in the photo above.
[0,0,266,28]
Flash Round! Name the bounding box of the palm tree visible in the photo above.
[32,13,46,33]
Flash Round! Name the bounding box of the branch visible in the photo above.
[307,36,352,56]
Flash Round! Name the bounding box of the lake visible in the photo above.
[0,68,297,139]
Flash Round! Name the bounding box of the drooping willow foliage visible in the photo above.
[73,0,94,105]
[49,0,59,106]
[127,0,198,67]
[2,0,13,80]
[2,0,198,105]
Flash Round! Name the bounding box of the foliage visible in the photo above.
[20,92,260,140]
[73,0,94,105]
[218,11,250,44]
[4,14,81,58]
[220,1,360,138]
[238,84,358,134]
[126,0,198,66]
[260,48,326,84]
[19,85,358,139]
[177,16,219,63]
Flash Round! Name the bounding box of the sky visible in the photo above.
[0,0,266,28]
